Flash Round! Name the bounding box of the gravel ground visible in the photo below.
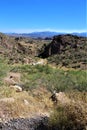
[0,116,48,130]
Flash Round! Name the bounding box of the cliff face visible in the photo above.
[38,34,86,58]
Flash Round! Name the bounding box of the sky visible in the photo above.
[0,0,86,33]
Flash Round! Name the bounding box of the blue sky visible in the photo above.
[0,0,86,33]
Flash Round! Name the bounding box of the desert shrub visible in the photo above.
[0,57,10,86]
[11,64,52,74]
[10,64,87,92]
[35,64,52,74]
[49,102,87,130]
[45,69,87,92]
[74,82,87,91]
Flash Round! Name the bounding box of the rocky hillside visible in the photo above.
[0,32,87,130]
[0,33,87,69]
[0,33,34,63]
[38,34,87,69]
[0,33,50,64]
[0,116,48,130]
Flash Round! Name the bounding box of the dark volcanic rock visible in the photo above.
[38,34,85,58]
[0,116,48,130]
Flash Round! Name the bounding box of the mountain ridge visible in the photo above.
[5,31,87,38]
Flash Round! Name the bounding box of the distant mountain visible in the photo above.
[6,31,87,38]
[6,31,60,38]
[72,32,87,37]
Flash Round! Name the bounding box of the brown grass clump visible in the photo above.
[0,87,53,122]
[48,92,87,130]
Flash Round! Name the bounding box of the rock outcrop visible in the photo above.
[38,34,86,58]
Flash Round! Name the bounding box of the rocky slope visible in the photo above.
[0,116,48,130]
[0,33,36,64]
[38,34,86,58]
[0,92,86,130]
[38,34,87,69]
[0,33,87,69]
[0,32,51,65]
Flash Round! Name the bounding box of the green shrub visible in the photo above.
[0,57,10,86]
[35,64,52,74]
[10,64,87,92]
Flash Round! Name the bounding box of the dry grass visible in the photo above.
[0,84,87,130]
[0,87,53,121]
[49,91,87,130]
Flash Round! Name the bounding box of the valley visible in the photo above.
[0,32,87,130]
